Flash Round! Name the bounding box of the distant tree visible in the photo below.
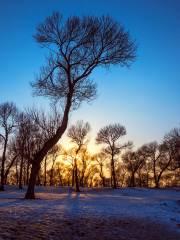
[0,102,18,191]
[55,161,65,186]
[116,162,127,187]
[67,120,90,191]
[25,12,136,198]
[48,145,60,186]
[16,112,31,189]
[139,142,164,188]
[96,124,132,188]
[122,150,145,187]
[86,164,99,187]
[62,147,76,187]
[94,152,107,187]
[139,139,179,188]
[4,140,19,185]
[163,127,180,171]
[78,148,92,187]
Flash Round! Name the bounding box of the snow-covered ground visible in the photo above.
[0,186,179,239]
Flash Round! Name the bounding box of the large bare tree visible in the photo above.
[25,12,136,198]
[96,123,132,188]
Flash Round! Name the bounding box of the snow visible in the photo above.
[0,186,179,239]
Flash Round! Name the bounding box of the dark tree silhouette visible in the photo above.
[25,12,136,198]
[16,113,32,189]
[67,120,90,192]
[137,142,164,188]
[96,123,132,189]
[163,127,180,171]
[139,137,180,188]
[0,102,18,191]
[79,149,92,187]
[94,152,107,187]
[4,140,19,185]
[49,145,60,186]
[122,150,145,187]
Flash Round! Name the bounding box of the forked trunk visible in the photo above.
[25,92,72,199]
[25,161,40,199]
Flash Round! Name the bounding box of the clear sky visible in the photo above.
[0,0,180,150]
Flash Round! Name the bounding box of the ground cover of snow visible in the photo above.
[0,186,179,240]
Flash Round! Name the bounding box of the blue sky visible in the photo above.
[0,0,180,148]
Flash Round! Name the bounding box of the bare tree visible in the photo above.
[79,149,92,187]
[122,150,144,187]
[49,145,60,186]
[16,113,31,189]
[25,12,136,198]
[139,141,177,188]
[62,147,76,187]
[163,127,180,171]
[116,162,127,187]
[67,120,90,192]
[4,140,19,185]
[96,123,132,189]
[94,152,107,187]
[0,102,18,191]
[137,142,163,188]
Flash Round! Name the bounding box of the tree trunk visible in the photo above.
[4,155,18,185]
[15,158,19,185]
[146,172,149,187]
[58,172,63,186]
[130,172,135,187]
[155,180,160,188]
[26,160,30,185]
[19,149,24,189]
[102,176,105,187]
[74,159,80,192]
[72,167,75,187]
[100,165,105,187]
[100,174,105,187]
[57,164,63,186]
[25,161,40,199]
[155,174,162,188]
[138,170,142,187]
[0,136,8,191]
[37,172,41,186]
[111,155,117,189]
[49,169,54,186]
[25,92,72,199]
[80,172,84,187]
[49,158,56,186]
[44,157,47,186]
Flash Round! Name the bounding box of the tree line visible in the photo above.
[0,12,179,198]
[0,108,179,192]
